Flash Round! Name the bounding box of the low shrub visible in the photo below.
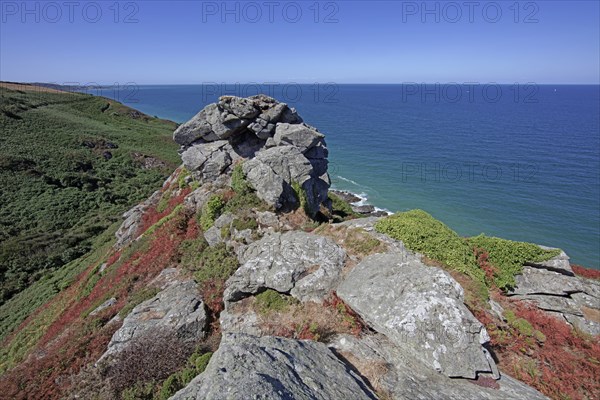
[255,289,298,314]
[232,216,258,232]
[231,163,253,195]
[194,244,238,285]
[468,235,559,290]
[375,210,560,291]
[199,195,225,231]
[291,181,310,216]
[178,236,209,270]
[375,210,483,281]
[328,192,360,221]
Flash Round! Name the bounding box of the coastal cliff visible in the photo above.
[0,94,598,400]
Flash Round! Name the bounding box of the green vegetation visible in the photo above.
[121,382,155,400]
[231,163,253,194]
[503,309,546,342]
[176,167,191,189]
[231,216,258,232]
[178,237,209,270]
[291,180,310,215]
[328,192,360,221]
[0,223,118,370]
[155,350,213,400]
[199,195,225,231]
[223,163,268,214]
[375,210,559,291]
[0,87,179,305]
[155,190,172,213]
[255,289,298,314]
[468,235,560,291]
[193,244,238,285]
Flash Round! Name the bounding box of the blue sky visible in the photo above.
[1,1,599,84]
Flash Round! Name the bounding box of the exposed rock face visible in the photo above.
[173,95,330,217]
[114,189,161,249]
[330,334,549,400]
[171,333,377,400]
[509,262,600,335]
[99,280,207,361]
[337,252,496,379]
[224,231,346,304]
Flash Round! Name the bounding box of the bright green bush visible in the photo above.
[375,210,560,291]
[199,195,225,231]
[231,163,253,194]
[191,352,212,373]
[375,209,483,281]
[468,235,560,290]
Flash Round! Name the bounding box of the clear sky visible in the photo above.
[1,0,599,84]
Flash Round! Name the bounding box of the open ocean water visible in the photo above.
[90,84,600,269]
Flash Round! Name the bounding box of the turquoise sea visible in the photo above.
[90,84,600,269]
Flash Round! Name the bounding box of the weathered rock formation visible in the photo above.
[224,231,346,305]
[337,252,496,379]
[508,252,600,335]
[172,333,377,400]
[99,277,207,362]
[173,95,330,217]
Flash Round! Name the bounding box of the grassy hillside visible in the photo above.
[0,83,179,305]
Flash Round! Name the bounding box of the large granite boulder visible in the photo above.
[99,280,207,361]
[173,95,330,217]
[224,231,346,304]
[337,252,496,379]
[172,333,377,400]
[330,333,549,400]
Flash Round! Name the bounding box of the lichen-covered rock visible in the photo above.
[173,95,330,217]
[509,264,600,335]
[337,252,495,379]
[99,280,206,361]
[172,333,377,400]
[330,334,549,400]
[224,231,346,304]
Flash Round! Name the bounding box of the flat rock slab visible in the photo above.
[337,253,494,379]
[330,334,549,400]
[224,231,346,304]
[100,280,206,361]
[172,333,377,400]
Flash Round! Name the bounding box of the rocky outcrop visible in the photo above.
[330,334,549,400]
[173,95,330,217]
[508,260,600,335]
[224,231,346,305]
[99,279,207,361]
[171,333,377,400]
[114,189,161,249]
[337,252,496,379]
